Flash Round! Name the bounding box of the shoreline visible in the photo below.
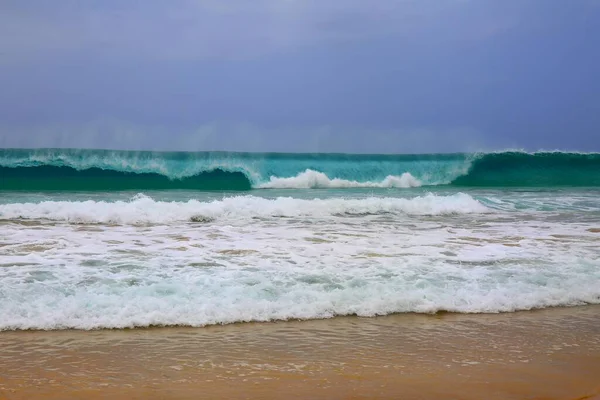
[1,305,599,399]
[1,303,599,333]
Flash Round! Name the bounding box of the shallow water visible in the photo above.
[1,307,599,400]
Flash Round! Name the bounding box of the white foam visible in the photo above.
[0,214,598,330]
[1,191,599,331]
[2,272,599,331]
[258,169,422,189]
[0,193,488,224]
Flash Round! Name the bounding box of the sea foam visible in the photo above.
[1,191,599,330]
[1,235,598,331]
[258,169,422,189]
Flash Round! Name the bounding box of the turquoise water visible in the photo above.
[1,149,600,191]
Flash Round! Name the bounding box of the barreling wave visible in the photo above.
[1,148,599,191]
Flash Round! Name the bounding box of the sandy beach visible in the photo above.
[3,0,600,398]
[1,306,599,400]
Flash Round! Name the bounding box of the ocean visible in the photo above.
[1,148,599,331]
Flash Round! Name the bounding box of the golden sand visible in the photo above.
[1,306,599,400]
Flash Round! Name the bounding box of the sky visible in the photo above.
[0,0,599,153]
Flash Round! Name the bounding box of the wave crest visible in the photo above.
[258,169,422,189]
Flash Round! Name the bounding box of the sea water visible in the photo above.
[0,149,599,330]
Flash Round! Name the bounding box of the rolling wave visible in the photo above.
[0,193,489,224]
[1,148,599,191]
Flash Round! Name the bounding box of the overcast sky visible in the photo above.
[0,0,599,153]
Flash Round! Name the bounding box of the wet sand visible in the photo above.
[1,306,599,400]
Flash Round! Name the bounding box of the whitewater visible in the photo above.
[1,149,599,330]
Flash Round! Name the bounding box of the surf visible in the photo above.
[0,193,489,224]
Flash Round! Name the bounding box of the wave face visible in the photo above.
[1,149,599,191]
[0,166,251,191]
[452,151,600,187]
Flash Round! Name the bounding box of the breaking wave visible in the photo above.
[1,148,599,191]
[0,193,489,224]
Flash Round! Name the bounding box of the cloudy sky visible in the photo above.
[0,0,599,153]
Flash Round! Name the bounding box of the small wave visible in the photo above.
[258,169,422,189]
[3,288,599,331]
[0,193,489,224]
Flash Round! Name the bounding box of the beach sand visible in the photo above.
[1,306,599,400]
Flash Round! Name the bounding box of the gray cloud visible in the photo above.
[1,0,599,152]
[0,1,505,62]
